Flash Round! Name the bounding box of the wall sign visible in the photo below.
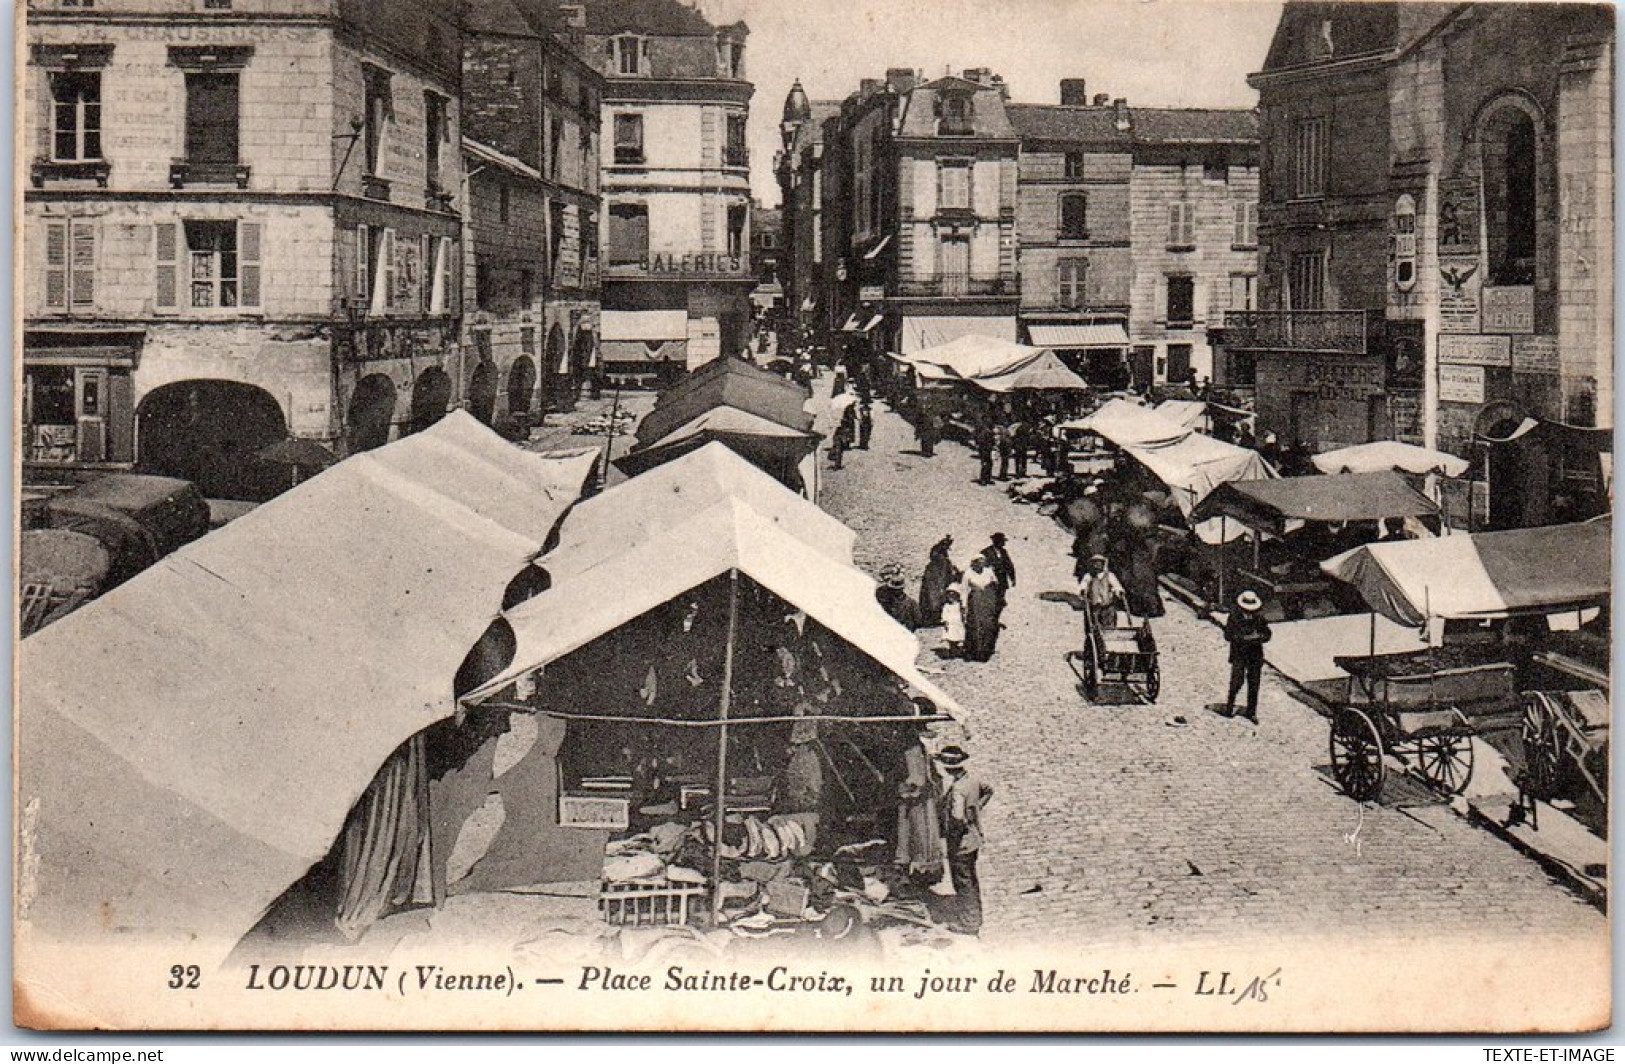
[1512,335,1561,374]
[1391,194,1417,292]
[1438,256,1481,333]
[1437,179,1482,257]
[1482,286,1534,334]
[1438,334,1510,367]
[1438,364,1486,404]
[859,285,885,302]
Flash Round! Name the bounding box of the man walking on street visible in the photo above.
[1223,590,1272,723]
[974,419,995,485]
[857,398,874,450]
[936,745,992,935]
[994,421,1012,480]
[981,533,1016,608]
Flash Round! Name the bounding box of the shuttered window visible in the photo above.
[44,222,93,308]
[1167,202,1194,247]
[155,221,179,309]
[153,219,260,310]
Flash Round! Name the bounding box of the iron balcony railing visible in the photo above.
[1217,309,1369,355]
[896,273,1019,297]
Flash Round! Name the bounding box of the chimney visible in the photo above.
[885,67,917,94]
[1093,93,1111,107]
[1060,78,1089,106]
[964,67,990,85]
[1113,98,1131,131]
[860,78,882,97]
[991,73,1009,101]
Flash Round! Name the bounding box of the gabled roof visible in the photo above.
[579,0,719,37]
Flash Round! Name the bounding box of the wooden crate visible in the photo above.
[599,881,707,927]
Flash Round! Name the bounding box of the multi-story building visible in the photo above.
[23,0,463,499]
[461,0,603,422]
[1226,1,1612,528]
[1009,82,1258,388]
[578,0,754,382]
[774,81,840,348]
[813,68,1022,363]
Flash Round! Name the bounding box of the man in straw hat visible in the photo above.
[1222,590,1272,723]
[935,745,993,935]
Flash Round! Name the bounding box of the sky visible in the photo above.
[690,0,1285,206]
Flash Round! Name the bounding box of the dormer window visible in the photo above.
[611,35,647,76]
[937,91,973,136]
[716,35,744,79]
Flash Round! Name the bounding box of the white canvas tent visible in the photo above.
[17,413,597,968]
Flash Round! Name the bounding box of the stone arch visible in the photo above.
[136,379,287,501]
[507,356,537,421]
[408,366,453,435]
[346,373,397,455]
[468,362,498,426]
[1470,92,1547,289]
[546,325,569,411]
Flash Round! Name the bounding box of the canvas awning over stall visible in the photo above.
[17,413,598,960]
[1320,519,1611,627]
[897,334,1051,383]
[614,407,821,490]
[548,441,854,582]
[1063,398,1192,448]
[634,356,813,449]
[970,348,1089,393]
[1312,441,1471,478]
[899,315,1017,354]
[1191,471,1440,537]
[466,497,962,717]
[1155,399,1208,430]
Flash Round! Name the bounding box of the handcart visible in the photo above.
[1068,607,1160,703]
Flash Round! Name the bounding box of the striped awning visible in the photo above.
[1027,323,1130,348]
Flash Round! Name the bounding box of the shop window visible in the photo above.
[24,365,117,464]
[50,71,101,162]
[1293,116,1327,198]
[44,219,96,309]
[362,64,393,176]
[1232,201,1257,247]
[1481,105,1538,286]
[1058,259,1087,309]
[1166,275,1194,328]
[937,160,971,210]
[184,72,239,164]
[613,113,644,165]
[608,203,648,266]
[1060,192,1088,239]
[1289,250,1326,310]
[1064,151,1085,179]
[1166,201,1194,248]
[155,220,261,310]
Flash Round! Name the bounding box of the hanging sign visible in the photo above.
[1438,256,1481,333]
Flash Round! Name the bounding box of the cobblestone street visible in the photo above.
[814,387,1603,949]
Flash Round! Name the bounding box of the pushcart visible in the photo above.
[1519,687,1609,836]
[1068,607,1160,703]
[1327,647,1517,801]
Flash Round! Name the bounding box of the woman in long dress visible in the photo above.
[961,557,1003,662]
[918,535,958,625]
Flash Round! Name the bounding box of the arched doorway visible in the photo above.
[136,379,287,501]
[507,356,537,426]
[409,367,453,435]
[468,362,498,426]
[572,329,598,399]
[546,326,568,411]
[1475,402,1528,531]
[347,373,396,455]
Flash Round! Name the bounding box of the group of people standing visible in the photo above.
[875,533,1016,664]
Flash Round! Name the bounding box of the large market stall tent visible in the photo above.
[1191,471,1440,538]
[1311,441,1471,479]
[16,413,599,968]
[896,335,1053,384]
[1321,519,1611,628]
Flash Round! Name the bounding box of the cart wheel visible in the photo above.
[1520,694,1561,800]
[1144,660,1161,703]
[1329,709,1384,802]
[1415,732,1474,796]
[1081,646,1100,701]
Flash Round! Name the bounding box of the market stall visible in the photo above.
[1190,471,1441,617]
[462,494,961,934]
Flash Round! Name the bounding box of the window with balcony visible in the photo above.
[1167,201,1194,248]
[612,35,647,76]
[725,114,748,167]
[1166,275,1194,328]
[184,72,240,168]
[727,204,747,259]
[44,219,96,310]
[608,203,648,266]
[1229,272,1257,312]
[1232,201,1257,247]
[937,236,970,294]
[1064,151,1085,179]
[362,64,392,177]
[424,91,448,195]
[1289,250,1327,309]
[154,220,261,310]
[1060,192,1088,239]
[613,113,644,165]
[1058,259,1087,309]
[938,161,971,211]
[51,72,101,162]
[1293,116,1327,198]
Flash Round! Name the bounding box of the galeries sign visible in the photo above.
[640,253,747,276]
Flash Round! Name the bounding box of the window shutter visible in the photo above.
[372,227,394,312]
[356,223,371,304]
[45,220,68,309]
[431,236,451,314]
[638,37,649,72]
[239,220,262,306]
[421,234,433,313]
[155,221,179,309]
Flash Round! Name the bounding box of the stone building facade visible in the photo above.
[461,0,603,424]
[578,0,755,381]
[774,83,840,350]
[24,0,463,499]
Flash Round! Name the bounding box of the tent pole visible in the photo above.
[600,377,624,491]
[1369,609,1377,658]
[1218,515,1227,611]
[710,568,740,923]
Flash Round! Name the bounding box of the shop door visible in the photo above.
[24,366,109,464]
[1166,344,1192,386]
[1130,346,1155,392]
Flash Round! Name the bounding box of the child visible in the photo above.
[941,588,966,658]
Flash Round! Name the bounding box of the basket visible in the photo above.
[599,881,707,927]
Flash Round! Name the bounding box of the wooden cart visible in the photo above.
[1068,608,1161,704]
[1327,648,1517,802]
